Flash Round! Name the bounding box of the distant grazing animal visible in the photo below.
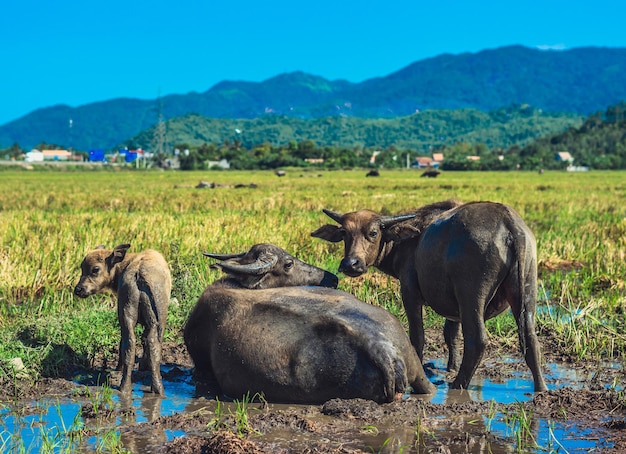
[74,244,171,395]
[366,169,380,177]
[275,170,286,177]
[421,169,441,178]
[311,200,547,391]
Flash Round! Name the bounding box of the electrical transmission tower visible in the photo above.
[151,96,167,157]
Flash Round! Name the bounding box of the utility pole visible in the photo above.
[150,94,167,167]
[68,118,73,159]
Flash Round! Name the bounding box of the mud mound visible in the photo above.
[160,431,263,454]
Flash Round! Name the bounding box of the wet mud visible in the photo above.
[2,334,626,453]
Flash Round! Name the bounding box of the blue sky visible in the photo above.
[2,0,626,125]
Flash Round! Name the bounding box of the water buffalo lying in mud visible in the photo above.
[204,243,338,289]
[311,200,547,392]
[183,244,435,404]
[184,289,436,404]
[74,244,171,395]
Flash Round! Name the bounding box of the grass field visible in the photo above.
[0,167,624,382]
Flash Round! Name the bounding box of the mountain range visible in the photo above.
[1,45,625,151]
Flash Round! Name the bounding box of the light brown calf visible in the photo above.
[74,244,171,395]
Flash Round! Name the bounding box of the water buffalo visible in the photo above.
[421,169,441,178]
[184,287,435,404]
[311,200,547,392]
[74,244,171,395]
[204,243,338,289]
[183,244,435,404]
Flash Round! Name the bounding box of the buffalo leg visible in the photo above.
[451,311,488,389]
[140,303,167,372]
[138,294,165,395]
[443,320,462,372]
[118,287,139,395]
[143,324,164,395]
[116,339,124,371]
[507,272,548,392]
[516,306,547,392]
[118,312,137,395]
[401,284,426,361]
[139,330,151,371]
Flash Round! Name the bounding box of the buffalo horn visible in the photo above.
[203,251,246,260]
[214,254,278,275]
[322,209,344,224]
[379,213,416,228]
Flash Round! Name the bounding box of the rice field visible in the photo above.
[0,167,625,381]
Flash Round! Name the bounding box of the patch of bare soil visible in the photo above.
[538,257,586,273]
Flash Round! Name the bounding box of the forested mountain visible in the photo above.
[1,45,625,151]
[513,102,626,169]
[126,105,581,152]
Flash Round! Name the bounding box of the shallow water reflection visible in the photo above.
[426,357,622,405]
[0,358,621,453]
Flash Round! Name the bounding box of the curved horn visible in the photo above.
[203,251,246,260]
[214,254,278,275]
[322,209,344,224]
[379,213,416,228]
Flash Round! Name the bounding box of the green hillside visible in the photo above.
[126,105,581,153]
[126,103,626,171]
[513,102,626,169]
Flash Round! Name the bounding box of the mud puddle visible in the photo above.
[1,359,624,453]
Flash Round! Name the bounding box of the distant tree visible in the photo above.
[604,101,626,123]
[375,148,403,169]
[179,149,205,170]
[34,142,64,150]
[293,140,319,160]
[2,143,24,160]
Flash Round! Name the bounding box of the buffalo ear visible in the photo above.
[383,224,421,242]
[110,243,131,266]
[311,225,343,243]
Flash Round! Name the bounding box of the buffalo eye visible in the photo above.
[91,266,100,276]
[368,229,379,239]
[284,260,294,272]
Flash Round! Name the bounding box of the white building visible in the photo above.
[25,149,44,162]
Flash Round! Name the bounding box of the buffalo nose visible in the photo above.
[74,285,84,296]
[321,271,339,289]
[339,257,365,276]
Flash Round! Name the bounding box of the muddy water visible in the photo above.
[1,360,619,453]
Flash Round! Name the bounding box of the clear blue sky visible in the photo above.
[2,0,626,125]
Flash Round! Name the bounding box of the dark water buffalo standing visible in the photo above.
[74,244,171,395]
[183,244,435,404]
[312,200,547,391]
